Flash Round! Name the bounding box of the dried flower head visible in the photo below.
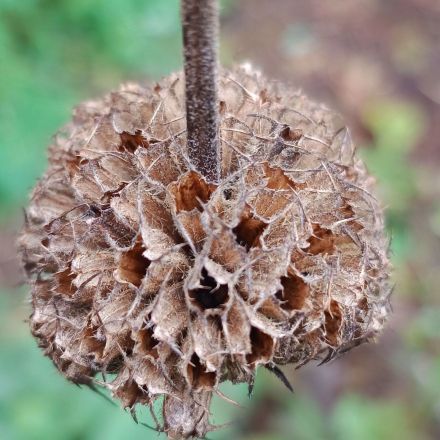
[19,66,391,438]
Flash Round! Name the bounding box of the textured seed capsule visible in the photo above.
[19,66,391,438]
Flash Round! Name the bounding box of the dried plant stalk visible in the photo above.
[182,0,220,183]
[19,66,391,438]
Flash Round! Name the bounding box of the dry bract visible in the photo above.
[19,66,391,438]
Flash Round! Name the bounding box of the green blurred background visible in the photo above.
[1,0,439,439]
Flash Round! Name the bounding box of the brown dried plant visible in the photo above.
[18,1,391,439]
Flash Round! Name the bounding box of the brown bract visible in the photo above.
[19,66,391,438]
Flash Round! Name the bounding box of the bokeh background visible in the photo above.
[1,0,439,439]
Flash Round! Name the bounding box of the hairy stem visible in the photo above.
[181,0,220,183]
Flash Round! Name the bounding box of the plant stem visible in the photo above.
[181,0,220,183]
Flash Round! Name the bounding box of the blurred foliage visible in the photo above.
[361,101,425,265]
[1,1,439,439]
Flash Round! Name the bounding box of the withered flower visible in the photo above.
[18,1,390,439]
[19,66,390,438]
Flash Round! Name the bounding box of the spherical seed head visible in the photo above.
[19,66,391,438]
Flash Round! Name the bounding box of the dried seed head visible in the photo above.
[19,66,391,438]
